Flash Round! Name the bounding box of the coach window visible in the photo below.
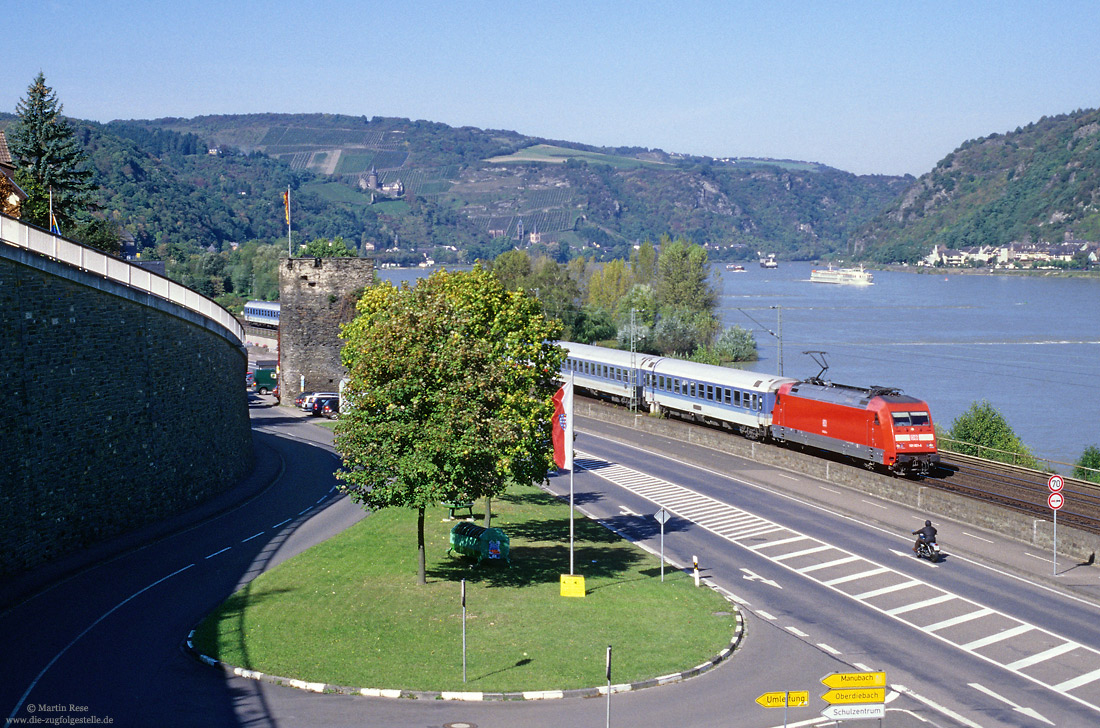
[674,379,681,394]
[688,382,695,397]
[724,388,731,404]
[706,385,714,400]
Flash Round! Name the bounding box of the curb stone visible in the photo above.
[184,602,744,701]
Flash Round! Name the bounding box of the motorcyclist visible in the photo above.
[912,519,937,554]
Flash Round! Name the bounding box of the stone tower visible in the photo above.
[279,257,375,401]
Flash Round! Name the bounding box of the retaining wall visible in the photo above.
[0,241,253,577]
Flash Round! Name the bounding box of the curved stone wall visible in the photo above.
[0,241,253,577]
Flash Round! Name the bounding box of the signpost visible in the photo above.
[819,671,886,721]
[1048,474,1065,576]
[654,508,670,582]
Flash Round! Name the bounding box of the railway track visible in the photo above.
[931,452,1100,535]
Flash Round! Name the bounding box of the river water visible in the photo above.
[379,265,1100,470]
[717,263,1100,470]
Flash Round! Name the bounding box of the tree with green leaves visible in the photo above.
[654,235,718,315]
[1074,446,1100,484]
[10,72,94,236]
[945,400,1039,468]
[334,267,564,584]
[298,236,357,258]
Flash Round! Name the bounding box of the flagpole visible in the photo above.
[569,371,575,576]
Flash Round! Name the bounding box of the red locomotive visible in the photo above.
[770,378,939,475]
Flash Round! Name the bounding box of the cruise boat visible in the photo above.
[810,264,873,285]
[759,254,779,269]
[726,263,746,272]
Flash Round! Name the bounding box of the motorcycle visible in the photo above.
[915,539,942,563]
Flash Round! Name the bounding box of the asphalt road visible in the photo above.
[2,400,1098,727]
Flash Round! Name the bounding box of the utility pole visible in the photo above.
[629,308,638,412]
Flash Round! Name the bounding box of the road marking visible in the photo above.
[961,624,1034,650]
[272,518,291,529]
[818,485,841,494]
[1055,667,1100,692]
[7,564,196,725]
[969,682,1054,726]
[573,452,1100,718]
[1025,552,1053,564]
[205,547,231,559]
[787,626,809,637]
[772,545,832,562]
[818,643,841,655]
[853,663,873,672]
[241,532,265,543]
[740,569,782,589]
[962,531,994,544]
[798,555,859,574]
[777,473,799,481]
[316,495,327,504]
[853,579,921,600]
[757,611,777,621]
[298,506,313,516]
[860,499,887,510]
[894,683,984,728]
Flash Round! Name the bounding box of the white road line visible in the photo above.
[893,683,984,728]
[885,593,955,616]
[315,495,326,504]
[1006,642,1079,670]
[818,485,841,494]
[772,545,832,562]
[272,518,291,529]
[853,580,922,600]
[962,531,995,544]
[961,624,1034,650]
[777,473,799,481]
[818,643,841,655]
[970,682,1055,726]
[1025,552,1053,564]
[797,555,859,574]
[205,547,231,559]
[853,663,873,672]
[757,611,777,621]
[924,608,995,633]
[860,499,888,510]
[749,535,808,550]
[787,626,809,637]
[298,506,313,516]
[241,532,265,543]
[1055,666,1100,692]
[822,566,890,586]
[7,563,196,725]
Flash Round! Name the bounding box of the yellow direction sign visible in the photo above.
[821,687,886,705]
[821,671,886,689]
[755,691,809,708]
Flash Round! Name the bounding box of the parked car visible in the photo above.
[321,398,340,419]
[295,391,317,408]
[311,396,338,417]
[301,392,338,411]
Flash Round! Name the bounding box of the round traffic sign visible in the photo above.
[1048,492,1064,510]
[1048,474,1065,493]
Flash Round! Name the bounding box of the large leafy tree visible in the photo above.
[945,400,1038,468]
[298,236,357,258]
[1074,446,1100,484]
[10,72,94,235]
[335,267,564,584]
[654,235,719,314]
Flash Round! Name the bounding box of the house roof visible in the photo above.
[0,130,12,168]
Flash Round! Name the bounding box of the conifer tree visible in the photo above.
[10,72,94,233]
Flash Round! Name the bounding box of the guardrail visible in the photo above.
[938,435,1098,481]
[0,213,243,343]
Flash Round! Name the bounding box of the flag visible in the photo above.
[552,377,574,470]
[283,189,290,225]
[50,213,61,235]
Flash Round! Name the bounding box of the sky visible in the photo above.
[7,1,1100,177]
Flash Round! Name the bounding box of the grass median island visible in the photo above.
[192,482,740,693]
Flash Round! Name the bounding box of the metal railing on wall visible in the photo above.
[0,213,243,343]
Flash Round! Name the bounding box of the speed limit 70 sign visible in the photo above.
[1048,474,1065,492]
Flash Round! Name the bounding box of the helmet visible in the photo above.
[925,520,932,527]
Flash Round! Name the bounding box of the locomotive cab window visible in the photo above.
[891,412,912,427]
[910,411,930,426]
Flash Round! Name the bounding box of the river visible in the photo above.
[717,263,1100,471]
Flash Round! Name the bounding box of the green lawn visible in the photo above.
[192,482,739,693]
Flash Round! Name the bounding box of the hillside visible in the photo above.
[853,107,1100,262]
[119,113,909,261]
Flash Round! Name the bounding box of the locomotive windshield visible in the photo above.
[892,411,931,427]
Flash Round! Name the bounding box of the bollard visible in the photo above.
[693,554,700,587]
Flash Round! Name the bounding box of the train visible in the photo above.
[242,300,281,328]
[559,341,939,476]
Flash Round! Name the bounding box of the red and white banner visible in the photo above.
[552,378,574,470]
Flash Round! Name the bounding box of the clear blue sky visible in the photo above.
[8,1,1100,176]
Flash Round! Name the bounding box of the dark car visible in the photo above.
[311,396,338,417]
[321,398,340,419]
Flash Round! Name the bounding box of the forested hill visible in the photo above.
[97,112,909,262]
[853,107,1100,263]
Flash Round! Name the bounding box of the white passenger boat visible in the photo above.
[810,264,873,285]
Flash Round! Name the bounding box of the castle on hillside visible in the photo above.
[357,166,404,198]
